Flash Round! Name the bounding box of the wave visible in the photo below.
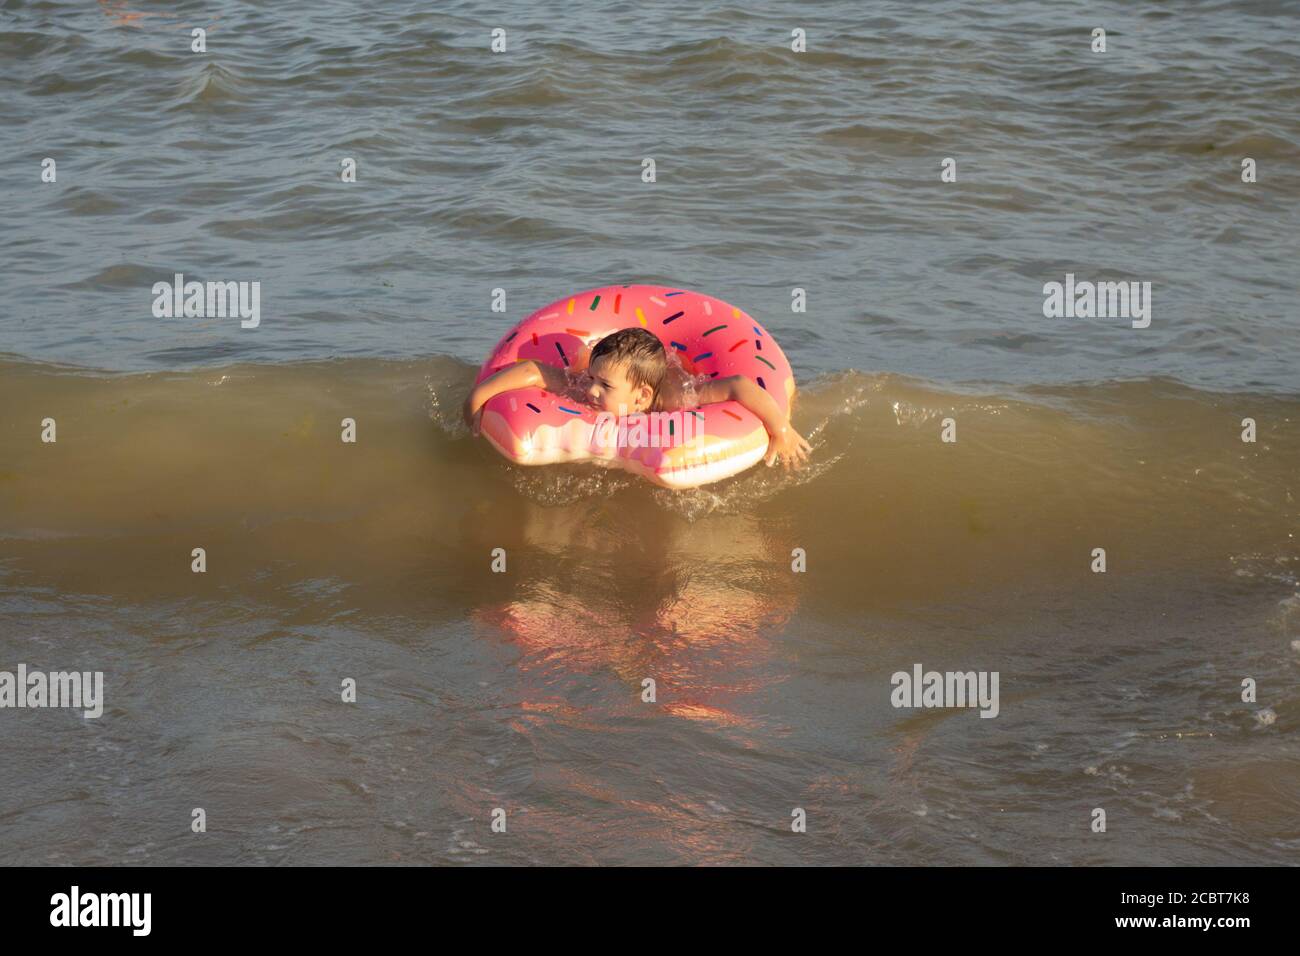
[1,355,1295,614]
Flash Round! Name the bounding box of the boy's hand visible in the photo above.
[765,423,811,470]
[710,376,811,471]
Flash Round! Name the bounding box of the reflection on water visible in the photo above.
[483,503,797,733]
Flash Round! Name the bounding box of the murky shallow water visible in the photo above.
[1,0,1298,864]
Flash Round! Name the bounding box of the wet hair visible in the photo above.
[588,327,667,395]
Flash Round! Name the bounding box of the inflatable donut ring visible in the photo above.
[473,284,796,489]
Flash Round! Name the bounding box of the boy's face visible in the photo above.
[583,356,653,414]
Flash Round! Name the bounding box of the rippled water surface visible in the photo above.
[1,0,1297,865]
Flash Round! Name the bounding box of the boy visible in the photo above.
[462,327,812,469]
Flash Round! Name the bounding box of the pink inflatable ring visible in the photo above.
[473,284,796,488]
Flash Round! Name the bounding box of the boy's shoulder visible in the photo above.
[652,366,700,412]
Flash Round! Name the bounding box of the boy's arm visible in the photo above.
[694,375,812,469]
[694,375,786,434]
[463,360,568,428]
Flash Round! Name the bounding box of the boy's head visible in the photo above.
[583,327,667,414]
